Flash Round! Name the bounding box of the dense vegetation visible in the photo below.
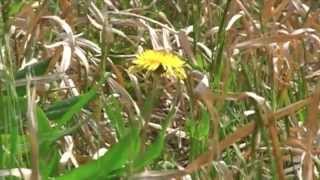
[1,0,320,179]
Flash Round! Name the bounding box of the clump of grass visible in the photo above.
[0,0,320,179]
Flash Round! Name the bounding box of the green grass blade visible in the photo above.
[36,107,60,178]
[57,88,97,126]
[105,96,126,139]
[15,60,49,79]
[56,128,140,180]
[44,96,81,120]
[133,103,178,171]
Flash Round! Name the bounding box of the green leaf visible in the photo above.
[37,107,60,178]
[196,108,210,139]
[37,107,64,148]
[57,88,97,126]
[45,96,81,120]
[45,96,80,112]
[0,95,26,168]
[56,128,140,180]
[105,96,126,138]
[37,107,52,135]
[0,134,29,157]
[133,132,165,171]
[15,60,50,79]
[132,104,177,171]
[7,1,24,16]
[15,60,50,96]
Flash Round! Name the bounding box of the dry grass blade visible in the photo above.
[15,73,65,87]
[42,16,73,40]
[107,77,141,118]
[261,0,275,24]
[42,15,74,72]
[234,0,260,32]
[235,28,316,50]
[130,169,186,180]
[272,0,290,21]
[128,74,143,106]
[302,88,320,179]
[74,47,90,74]
[87,3,135,46]
[3,0,320,179]
[108,11,178,34]
[26,74,40,180]
[244,93,285,179]
[22,1,50,58]
[273,98,309,119]
[265,113,285,180]
[0,168,32,180]
[60,44,72,72]
[76,38,101,54]
[162,28,172,51]
[141,20,162,50]
[221,98,310,151]
[186,94,311,176]
[219,122,256,152]
[178,30,196,65]
[225,11,244,31]
[187,73,220,173]
[43,14,101,74]
[59,136,79,168]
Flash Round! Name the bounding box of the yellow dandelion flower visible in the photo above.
[129,50,186,79]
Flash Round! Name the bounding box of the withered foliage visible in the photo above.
[1,0,320,179]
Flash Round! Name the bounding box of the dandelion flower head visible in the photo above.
[130,50,186,79]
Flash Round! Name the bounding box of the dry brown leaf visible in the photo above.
[107,58,125,86]
[272,0,290,22]
[161,28,172,51]
[302,88,320,179]
[59,0,75,26]
[178,31,196,64]
[107,78,141,117]
[261,0,275,24]
[286,138,308,151]
[0,168,32,180]
[130,169,186,180]
[13,4,36,32]
[141,20,162,50]
[235,29,315,49]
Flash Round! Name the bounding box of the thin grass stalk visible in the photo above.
[191,0,201,55]
[140,74,161,152]
[26,74,40,180]
[23,0,49,62]
[267,117,285,180]
[302,87,320,179]
[209,0,231,81]
[0,36,26,169]
[186,96,310,176]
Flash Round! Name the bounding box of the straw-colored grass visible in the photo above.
[1,0,320,179]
